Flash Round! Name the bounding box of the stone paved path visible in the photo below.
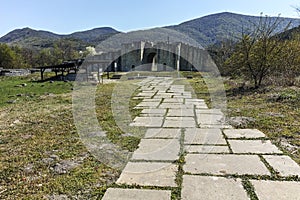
[102,77,300,200]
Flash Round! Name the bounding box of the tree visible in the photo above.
[35,48,55,66]
[207,39,235,76]
[273,38,300,85]
[0,44,17,69]
[225,14,290,88]
[52,39,80,64]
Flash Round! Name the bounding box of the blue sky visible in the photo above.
[1,0,299,37]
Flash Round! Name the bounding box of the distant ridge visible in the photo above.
[167,12,300,46]
[0,27,120,49]
[1,12,300,49]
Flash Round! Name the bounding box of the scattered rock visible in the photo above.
[23,163,34,174]
[50,154,60,160]
[10,119,22,127]
[49,80,54,83]
[227,116,256,128]
[6,100,17,104]
[21,83,27,87]
[21,134,32,139]
[44,194,69,200]
[51,160,80,175]
[41,158,55,165]
[122,133,134,137]
[265,112,284,118]
[277,138,298,152]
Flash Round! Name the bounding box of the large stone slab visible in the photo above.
[131,139,180,161]
[185,99,205,103]
[130,117,163,127]
[135,101,160,108]
[185,99,208,109]
[164,117,196,128]
[136,92,155,97]
[167,109,194,117]
[223,129,266,139]
[263,155,300,176]
[173,94,192,98]
[196,114,225,125]
[163,98,184,103]
[184,145,229,153]
[140,109,166,116]
[196,109,223,115]
[141,98,161,102]
[141,108,166,114]
[184,128,227,145]
[228,140,282,154]
[116,162,177,187]
[184,154,270,175]
[102,188,171,200]
[251,180,300,200]
[144,128,181,138]
[181,175,249,200]
[159,103,184,109]
[200,124,233,129]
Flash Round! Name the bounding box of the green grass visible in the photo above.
[0,73,144,199]
[0,73,73,107]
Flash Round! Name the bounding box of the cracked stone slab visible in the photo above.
[251,180,300,200]
[185,99,207,108]
[184,128,227,145]
[184,154,270,175]
[116,162,177,187]
[182,175,249,200]
[102,188,171,200]
[167,109,194,117]
[263,155,300,176]
[131,139,180,161]
[144,128,181,138]
[164,117,196,128]
[223,129,266,139]
[196,114,225,125]
[228,140,282,154]
[184,145,229,153]
[130,117,163,127]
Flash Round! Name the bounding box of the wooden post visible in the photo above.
[40,68,45,80]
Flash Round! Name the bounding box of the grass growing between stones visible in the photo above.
[0,74,143,199]
[183,72,300,164]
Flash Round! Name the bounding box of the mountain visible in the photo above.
[167,12,300,47]
[1,12,300,49]
[0,27,61,48]
[69,27,119,42]
[0,27,120,49]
